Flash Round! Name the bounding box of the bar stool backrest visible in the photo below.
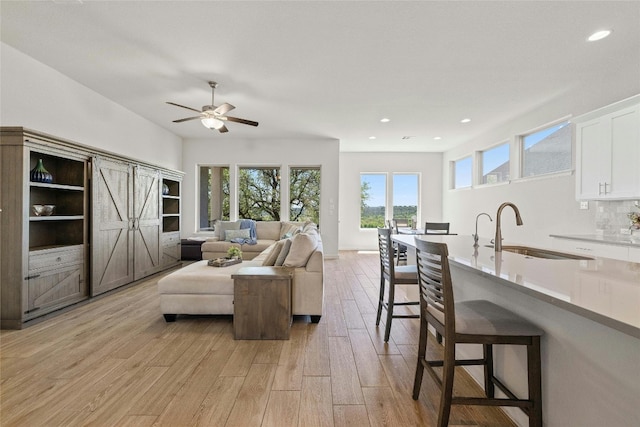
[377,228,396,279]
[414,239,455,339]
[424,222,450,234]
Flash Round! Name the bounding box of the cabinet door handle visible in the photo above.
[598,182,604,195]
[603,182,609,194]
[25,274,41,280]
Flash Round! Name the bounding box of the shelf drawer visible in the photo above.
[29,245,84,272]
[162,232,181,246]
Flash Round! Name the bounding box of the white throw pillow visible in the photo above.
[275,239,293,266]
[279,222,302,240]
[225,228,250,241]
[283,232,318,267]
[262,241,284,266]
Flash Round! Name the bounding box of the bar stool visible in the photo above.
[387,219,408,265]
[424,222,450,234]
[376,228,420,342]
[412,238,543,427]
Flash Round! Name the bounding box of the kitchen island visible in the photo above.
[393,234,640,427]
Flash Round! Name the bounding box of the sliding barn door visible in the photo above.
[133,165,161,280]
[91,157,134,295]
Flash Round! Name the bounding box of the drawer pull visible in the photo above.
[25,274,41,280]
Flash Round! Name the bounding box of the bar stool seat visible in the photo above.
[412,238,543,427]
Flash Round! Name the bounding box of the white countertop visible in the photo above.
[550,233,640,247]
[392,234,640,339]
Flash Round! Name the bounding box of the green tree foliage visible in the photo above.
[290,168,320,224]
[238,168,281,221]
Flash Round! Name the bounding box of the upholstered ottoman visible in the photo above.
[158,260,248,321]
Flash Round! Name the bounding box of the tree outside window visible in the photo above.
[290,167,320,224]
[238,167,281,221]
[360,173,386,228]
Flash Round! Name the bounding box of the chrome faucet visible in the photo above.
[473,212,492,247]
[494,202,523,252]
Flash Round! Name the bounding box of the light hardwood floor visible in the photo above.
[0,251,516,426]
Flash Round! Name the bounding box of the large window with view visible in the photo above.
[481,142,510,184]
[393,173,419,226]
[453,156,472,189]
[289,167,320,224]
[238,167,281,221]
[521,121,571,177]
[199,166,230,230]
[360,173,386,228]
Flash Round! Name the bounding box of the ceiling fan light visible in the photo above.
[201,117,224,130]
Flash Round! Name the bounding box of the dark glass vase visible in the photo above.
[30,159,53,183]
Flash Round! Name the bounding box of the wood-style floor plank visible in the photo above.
[0,251,517,427]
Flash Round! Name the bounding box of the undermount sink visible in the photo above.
[499,245,593,260]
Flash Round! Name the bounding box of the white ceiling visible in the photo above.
[2,1,639,152]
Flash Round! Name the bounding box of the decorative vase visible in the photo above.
[30,159,53,183]
[162,183,170,195]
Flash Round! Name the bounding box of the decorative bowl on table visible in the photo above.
[32,204,55,216]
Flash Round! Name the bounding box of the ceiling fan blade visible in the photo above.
[221,116,259,127]
[218,124,229,133]
[214,103,235,115]
[166,101,202,113]
[173,116,202,123]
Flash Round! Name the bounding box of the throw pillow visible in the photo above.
[283,232,319,267]
[225,228,250,241]
[219,220,241,239]
[262,240,284,266]
[280,222,302,240]
[275,238,293,266]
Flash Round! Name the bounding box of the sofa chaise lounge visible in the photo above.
[158,221,324,323]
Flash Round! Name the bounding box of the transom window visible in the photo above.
[521,121,571,177]
[453,156,472,189]
[481,142,510,184]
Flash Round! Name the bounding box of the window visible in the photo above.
[521,121,571,177]
[393,173,419,226]
[199,166,230,230]
[238,167,281,221]
[289,167,320,224]
[453,156,472,189]
[360,173,386,228]
[481,142,510,184]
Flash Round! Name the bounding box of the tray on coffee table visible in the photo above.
[208,258,242,267]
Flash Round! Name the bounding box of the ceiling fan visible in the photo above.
[167,81,258,133]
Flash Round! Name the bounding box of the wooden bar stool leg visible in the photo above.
[483,343,495,398]
[527,336,543,427]
[376,276,385,326]
[384,281,395,342]
[438,343,456,427]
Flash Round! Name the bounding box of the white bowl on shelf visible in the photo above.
[32,204,55,216]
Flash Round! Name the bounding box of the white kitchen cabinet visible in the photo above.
[575,97,640,200]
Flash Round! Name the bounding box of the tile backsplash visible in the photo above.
[595,200,640,235]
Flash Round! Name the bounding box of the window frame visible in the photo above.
[289,166,321,224]
[519,118,572,179]
[452,156,473,189]
[478,140,511,186]
[198,164,230,231]
[360,173,387,229]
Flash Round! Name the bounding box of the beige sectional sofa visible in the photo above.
[201,220,311,260]
[158,221,324,323]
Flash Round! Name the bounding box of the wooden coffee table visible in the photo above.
[232,266,293,340]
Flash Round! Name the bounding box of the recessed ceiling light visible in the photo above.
[434,136,442,140]
[380,118,390,123]
[369,136,377,140]
[460,118,471,123]
[588,30,612,42]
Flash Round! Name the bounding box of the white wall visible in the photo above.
[0,43,182,170]
[339,152,443,251]
[182,138,340,258]
[443,87,640,249]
